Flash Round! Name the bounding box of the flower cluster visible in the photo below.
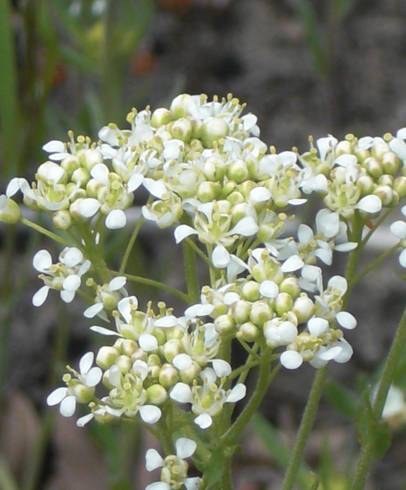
[2,93,406,489]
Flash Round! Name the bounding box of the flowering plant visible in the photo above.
[2,93,406,489]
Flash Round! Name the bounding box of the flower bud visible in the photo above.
[237,322,259,342]
[227,191,245,206]
[72,383,94,404]
[201,117,229,147]
[394,176,406,198]
[96,346,119,369]
[159,364,179,388]
[171,118,193,142]
[374,185,393,206]
[146,384,168,405]
[180,362,200,383]
[241,281,260,301]
[357,175,374,195]
[279,277,300,298]
[232,300,252,324]
[197,181,221,202]
[71,168,90,186]
[211,303,228,318]
[382,152,400,175]
[163,339,181,362]
[170,94,194,118]
[61,156,79,173]
[365,157,382,179]
[228,160,249,183]
[120,339,138,356]
[293,295,314,323]
[86,178,103,197]
[0,196,21,224]
[151,108,172,127]
[378,174,394,187]
[203,158,226,181]
[275,292,293,316]
[53,210,71,230]
[214,314,235,334]
[81,149,102,170]
[165,327,184,340]
[250,301,272,326]
[372,140,390,159]
[335,140,352,155]
[115,355,132,373]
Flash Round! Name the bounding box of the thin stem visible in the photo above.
[21,217,70,246]
[182,241,200,303]
[120,272,189,303]
[119,217,144,274]
[221,349,275,445]
[350,245,398,289]
[350,306,406,490]
[185,238,210,265]
[281,368,327,490]
[360,208,394,248]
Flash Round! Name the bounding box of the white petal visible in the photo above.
[170,383,193,403]
[143,178,167,199]
[281,255,304,273]
[226,383,246,403]
[145,483,170,490]
[105,210,127,230]
[154,315,178,327]
[127,173,144,193]
[390,220,406,240]
[145,449,164,471]
[228,217,258,236]
[109,276,127,291]
[33,249,52,272]
[76,413,94,427]
[98,126,118,146]
[173,353,193,370]
[132,360,149,380]
[399,249,406,268]
[118,296,137,323]
[85,367,102,387]
[91,163,109,184]
[6,178,23,197]
[47,387,68,406]
[308,317,329,337]
[397,128,406,140]
[334,154,357,167]
[33,286,50,307]
[211,359,232,378]
[185,478,202,490]
[319,345,342,361]
[61,247,83,267]
[356,195,382,214]
[84,303,104,318]
[259,280,279,298]
[281,350,303,369]
[139,405,161,424]
[288,198,307,206]
[328,275,347,294]
[357,136,374,150]
[242,113,258,131]
[335,242,357,252]
[298,224,313,244]
[316,209,339,239]
[336,311,357,330]
[79,352,94,375]
[317,135,337,161]
[63,274,81,292]
[43,140,65,153]
[77,198,101,218]
[174,224,198,244]
[212,244,230,269]
[315,247,333,265]
[60,395,76,417]
[389,138,406,161]
[60,290,75,303]
[224,292,240,305]
[90,325,119,336]
[194,413,212,429]
[139,334,158,352]
[249,186,271,204]
[176,437,197,459]
[185,304,214,317]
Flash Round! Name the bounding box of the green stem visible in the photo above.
[185,238,210,265]
[119,217,144,274]
[221,349,275,445]
[281,368,327,490]
[360,208,394,248]
[182,241,200,303]
[120,272,189,303]
[21,217,70,246]
[349,245,398,290]
[350,306,406,490]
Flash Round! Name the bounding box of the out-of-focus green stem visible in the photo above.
[120,271,189,303]
[182,241,199,303]
[21,217,70,246]
[119,217,145,274]
[351,306,406,490]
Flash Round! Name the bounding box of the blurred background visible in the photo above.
[1,0,406,489]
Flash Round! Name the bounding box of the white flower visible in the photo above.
[47,352,102,417]
[32,247,90,306]
[84,276,127,318]
[390,206,406,267]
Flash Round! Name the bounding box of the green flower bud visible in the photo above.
[279,277,300,298]
[151,108,172,127]
[61,156,79,173]
[394,176,406,199]
[81,149,102,170]
[197,181,221,202]
[180,363,200,383]
[159,364,179,388]
[201,117,229,147]
[86,178,103,197]
[211,303,228,318]
[250,301,272,326]
[374,185,393,206]
[203,158,226,181]
[357,175,374,195]
[171,118,193,142]
[227,191,245,206]
[53,210,71,230]
[365,157,382,179]
[382,152,400,175]
[120,339,138,356]
[148,354,161,366]
[335,140,352,155]
[232,300,252,324]
[0,196,21,224]
[164,327,184,340]
[228,160,249,183]
[275,292,293,316]
[237,322,259,342]
[96,346,119,369]
[163,339,181,362]
[170,94,194,118]
[242,281,261,301]
[115,355,132,373]
[214,314,235,334]
[221,181,237,197]
[378,174,394,187]
[102,371,114,389]
[101,290,120,311]
[293,295,314,323]
[150,365,161,378]
[372,140,390,159]
[146,384,168,405]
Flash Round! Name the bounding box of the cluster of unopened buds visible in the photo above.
[2,93,406,488]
